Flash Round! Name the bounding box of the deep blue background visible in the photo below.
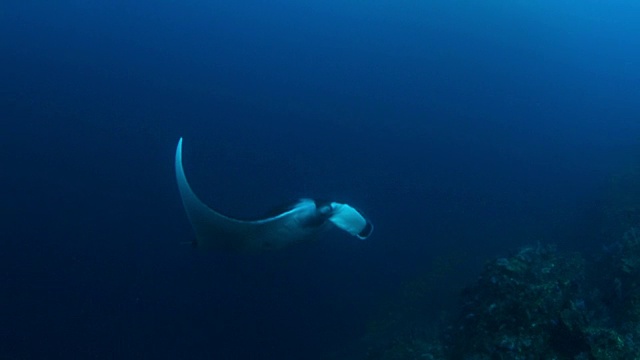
[1,1,639,358]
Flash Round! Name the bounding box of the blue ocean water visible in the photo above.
[1,1,639,359]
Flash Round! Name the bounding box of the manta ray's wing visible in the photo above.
[175,138,317,251]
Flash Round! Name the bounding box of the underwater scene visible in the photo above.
[2,1,640,359]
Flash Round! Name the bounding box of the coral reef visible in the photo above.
[361,237,640,360]
[445,244,589,359]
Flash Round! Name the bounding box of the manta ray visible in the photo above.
[175,138,373,250]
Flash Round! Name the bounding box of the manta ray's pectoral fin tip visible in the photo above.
[177,137,184,158]
[175,137,256,251]
[175,137,211,247]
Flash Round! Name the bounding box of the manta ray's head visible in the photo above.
[293,199,333,229]
[315,199,334,217]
